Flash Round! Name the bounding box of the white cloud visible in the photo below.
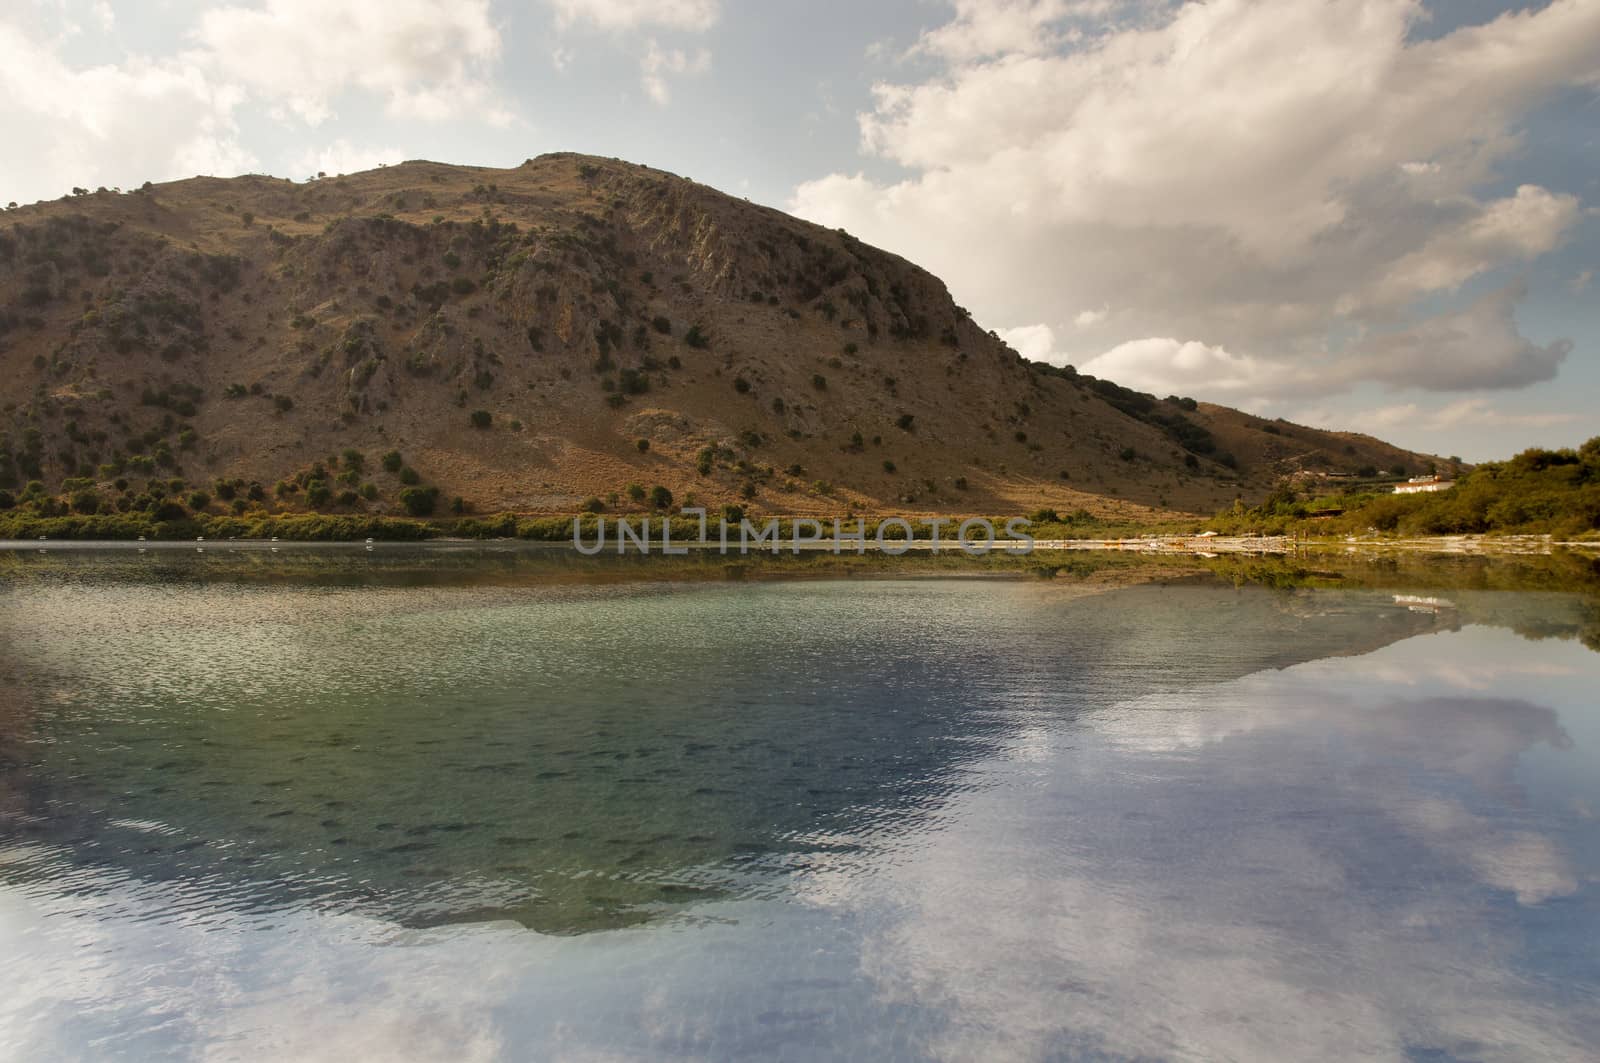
[1073,306,1108,328]
[1080,337,1302,400]
[548,0,720,33]
[1348,282,1572,391]
[0,2,517,205]
[791,0,1600,405]
[90,1,114,33]
[1370,185,1581,306]
[911,0,1121,62]
[639,39,710,105]
[291,140,405,180]
[194,0,505,126]
[1323,398,1581,436]
[996,323,1061,363]
[0,23,254,205]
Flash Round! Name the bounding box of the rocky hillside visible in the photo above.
[0,153,1442,521]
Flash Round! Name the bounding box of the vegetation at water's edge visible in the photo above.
[1207,437,1600,540]
[0,507,1200,544]
[5,438,1598,545]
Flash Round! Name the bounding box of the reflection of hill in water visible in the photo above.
[0,558,1587,934]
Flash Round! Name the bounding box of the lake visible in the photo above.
[2,547,1598,1061]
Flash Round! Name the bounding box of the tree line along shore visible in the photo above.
[3,439,1595,545]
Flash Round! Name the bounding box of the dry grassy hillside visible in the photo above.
[0,153,1443,521]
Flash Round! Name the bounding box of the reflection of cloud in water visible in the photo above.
[817,634,1597,1062]
[0,850,510,1062]
[1366,657,1577,692]
[3,582,1598,1059]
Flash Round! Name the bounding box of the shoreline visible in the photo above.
[5,533,1596,556]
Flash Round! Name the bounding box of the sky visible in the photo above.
[1,0,1596,461]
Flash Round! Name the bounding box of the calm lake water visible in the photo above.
[2,548,1599,1061]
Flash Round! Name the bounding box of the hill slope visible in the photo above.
[0,154,1443,522]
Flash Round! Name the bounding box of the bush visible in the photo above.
[381,450,403,473]
[626,482,646,502]
[649,485,673,509]
[897,413,915,431]
[1118,446,1137,462]
[470,409,492,429]
[636,438,650,452]
[652,316,672,335]
[882,460,897,473]
[684,325,709,348]
[618,367,649,394]
[581,496,605,513]
[399,466,421,485]
[398,486,439,516]
[304,481,330,507]
[733,376,751,394]
[812,374,827,390]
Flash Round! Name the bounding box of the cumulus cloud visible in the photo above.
[1368,185,1582,307]
[548,0,720,33]
[1348,282,1572,391]
[639,39,711,105]
[791,0,1600,404]
[194,0,507,126]
[910,0,1126,62]
[1080,337,1307,400]
[0,1,515,205]
[1311,397,1581,436]
[0,23,254,204]
[995,323,1061,363]
[291,140,406,180]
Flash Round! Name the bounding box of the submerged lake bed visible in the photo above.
[2,548,1599,1061]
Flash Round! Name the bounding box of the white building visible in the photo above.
[1393,476,1454,495]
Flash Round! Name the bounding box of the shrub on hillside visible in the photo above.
[398,486,439,516]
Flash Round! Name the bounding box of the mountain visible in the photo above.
[0,153,1443,522]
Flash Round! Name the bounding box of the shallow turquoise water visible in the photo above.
[2,553,1598,1060]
